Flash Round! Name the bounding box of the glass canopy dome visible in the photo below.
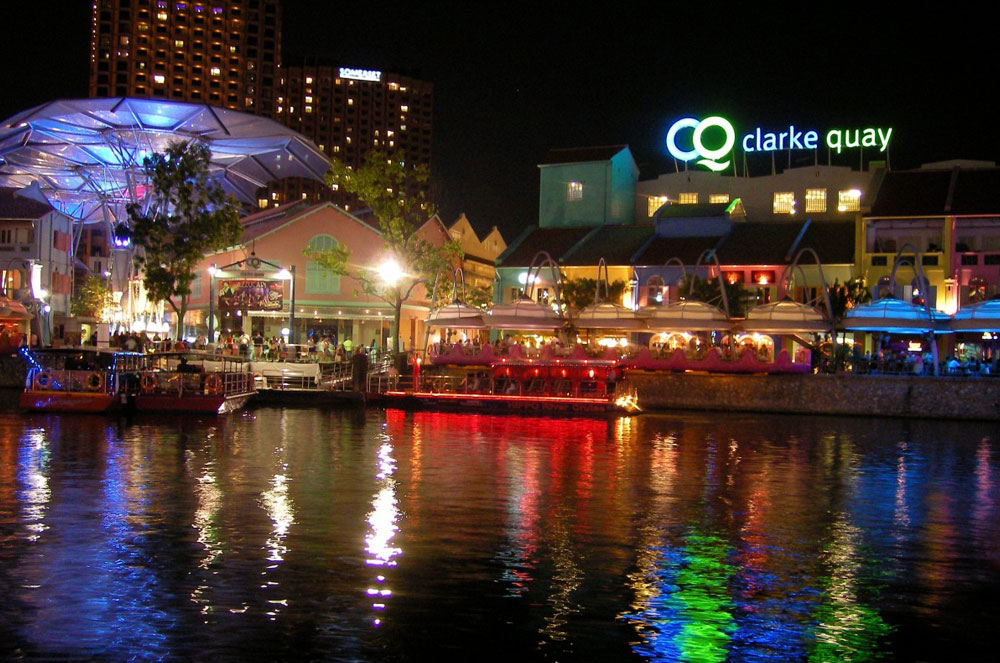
[0,97,330,224]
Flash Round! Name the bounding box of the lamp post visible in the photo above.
[288,265,296,344]
[377,257,403,353]
[207,264,217,344]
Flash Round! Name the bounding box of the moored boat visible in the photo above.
[367,355,638,415]
[19,348,144,413]
[133,351,255,414]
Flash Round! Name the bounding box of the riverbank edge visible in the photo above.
[626,370,1000,421]
[6,356,999,421]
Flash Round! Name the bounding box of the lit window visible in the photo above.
[305,76,313,84]
[567,181,583,202]
[709,194,730,204]
[210,66,220,76]
[348,98,354,106]
[805,188,826,213]
[304,95,313,103]
[678,192,698,204]
[305,106,312,113]
[838,189,862,212]
[400,105,408,112]
[174,40,184,48]
[153,74,166,84]
[157,12,168,20]
[773,192,796,214]
[257,198,268,208]
[647,195,668,216]
[301,193,308,200]
[388,82,399,91]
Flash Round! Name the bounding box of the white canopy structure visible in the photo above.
[638,300,730,332]
[0,97,330,228]
[742,299,831,334]
[425,301,487,329]
[486,299,564,331]
[573,302,647,331]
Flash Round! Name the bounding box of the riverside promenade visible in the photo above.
[5,354,1000,421]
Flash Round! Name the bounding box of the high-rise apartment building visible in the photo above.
[89,0,280,114]
[88,1,433,211]
[271,60,434,210]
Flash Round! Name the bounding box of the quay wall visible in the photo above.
[626,371,1000,421]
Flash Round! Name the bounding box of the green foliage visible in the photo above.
[676,273,750,317]
[116,141,242,338]
[558,275,627,313]
[308,151,461,352]
[828,277,872,321]
[71,274,115,318]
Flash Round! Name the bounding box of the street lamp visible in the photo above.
[377,257,403,286]
[207,264,217,344]
[277,266,296,344]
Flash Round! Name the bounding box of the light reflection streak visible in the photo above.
[540,515,583,643]
[894,441,910,529]
[621,530,736,662]
[189,454,224,616]
[972,438,993,532]
[496,445,540,598]
[259,422,295,622]
[365,438,402,626]
[809,513,892,662]
[17,428,50,541]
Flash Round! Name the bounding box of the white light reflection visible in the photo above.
[17,428,51,541]
[260,463,295,621]
[365,439,402,626]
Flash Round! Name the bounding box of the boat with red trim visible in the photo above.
[366,353,638,415]
[133,351,255,414]
[19,347,144,413]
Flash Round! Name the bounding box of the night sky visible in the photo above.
[3,3,997,240]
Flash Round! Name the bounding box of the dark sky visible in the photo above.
[3,3,998,240]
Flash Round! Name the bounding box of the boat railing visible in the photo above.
[139,369,253,397]
[25,366,118,395]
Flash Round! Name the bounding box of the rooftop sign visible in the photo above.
[338,67,382,82]
[666,116,893,172]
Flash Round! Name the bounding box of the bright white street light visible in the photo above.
[377,258,403,286]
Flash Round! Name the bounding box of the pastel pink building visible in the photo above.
[186,200,450,351]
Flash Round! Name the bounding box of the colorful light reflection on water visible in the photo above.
[0,408,998,661]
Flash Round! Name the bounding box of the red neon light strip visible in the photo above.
[383,391,611,404]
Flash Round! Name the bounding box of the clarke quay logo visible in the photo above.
[666,115,893,172]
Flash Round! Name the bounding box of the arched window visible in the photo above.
[305,234,341,295]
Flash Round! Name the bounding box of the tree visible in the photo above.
[676,273,751,317]
[828,277,872,322]
[116,141,242,339]
[306,151,460,353]
[558,275,628,313]
[71,273,115,318]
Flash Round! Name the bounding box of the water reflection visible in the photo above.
[365,436,401,627]
[0,410,997,661]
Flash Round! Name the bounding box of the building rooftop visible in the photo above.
[869,167,1000,217]
[0,187,53,220]
[562,226,654,266]
[539,145,630,166]
[498,227,595,266]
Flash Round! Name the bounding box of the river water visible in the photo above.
[0,406,997,662]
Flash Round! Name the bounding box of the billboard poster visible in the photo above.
[218,279,284,311]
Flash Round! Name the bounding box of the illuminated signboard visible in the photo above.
[666,115,893,171]
[218,279,284,311]
[338,67,382,82]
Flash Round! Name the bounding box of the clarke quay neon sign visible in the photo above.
[666,116,893,171]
